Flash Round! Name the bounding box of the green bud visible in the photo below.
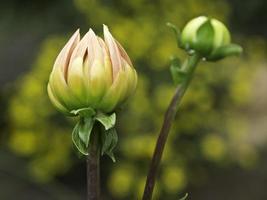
[180,16,239,60]
[47,25,137,116]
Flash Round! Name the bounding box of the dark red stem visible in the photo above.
[87,127,100,200]
[142,54,201,200]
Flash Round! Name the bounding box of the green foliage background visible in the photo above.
[4,0,267,199]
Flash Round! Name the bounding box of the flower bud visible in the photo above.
[180,16,232,60]
[47,25,137,115]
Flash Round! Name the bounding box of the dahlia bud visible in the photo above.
[180,16,242,61]
[47,25,137,115]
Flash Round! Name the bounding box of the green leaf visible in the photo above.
[72,122,88,155]
[101,128,113,155]
[70,107,96,118]
[95,112,116,130]
[207,44,243,61]
[170,57,188,85]
[101,128,118,162]
[78,117,94,147]
[107,128,118,152]
[170,67,188,85]
[170,57,182,69]
[196,19,214,55]
[106,152,116,162]
[178,193,188,200]
[166,22,182,48]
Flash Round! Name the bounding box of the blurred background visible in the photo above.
[0,0,267,199]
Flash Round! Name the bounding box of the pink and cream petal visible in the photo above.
[120,62,137,103]
[103,25,122,79]
[98,37,113,84]
[49,66,82,110]
[47,84,70,114]
[53,29,80,81]
[99,70,128,112]
[69,31,90,68]
[67,57,88,105]
[87,60,107,107]
[116,40,133,67]
[86,29,103,71]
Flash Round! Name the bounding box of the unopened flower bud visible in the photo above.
[180,16,241,60]
[47,25,137,115]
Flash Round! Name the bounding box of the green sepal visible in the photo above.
[207,44,243,61]
[170,57,188,85]
[101,128,118,162]
[95,112,116,130]
[101,129,113,155]
[178,193,188,200]
[70,107,96,118]
[166,22,182,48]
[71,110,118,159]
[78,117,94,147]
[72,116,95,155]
[72,122,89,155]
[196,19,214,56]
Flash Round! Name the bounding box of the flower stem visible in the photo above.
[142,53,201,200]
[87,125,100,200]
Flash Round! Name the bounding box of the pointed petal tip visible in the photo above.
[69,29,80,43]
[73,28,80,37]
[103,24,108,30]
[103,24,115,44]
[103,24,111,36]
[88,28,98,38]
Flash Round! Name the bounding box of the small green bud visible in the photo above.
[180,16,241,60]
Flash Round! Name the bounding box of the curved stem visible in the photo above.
[87,126,100,200]
[142,54,201,200]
